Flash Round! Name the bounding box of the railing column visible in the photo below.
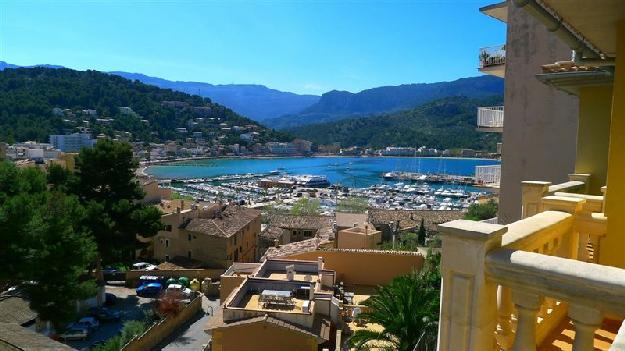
[521,181,551,218]
[496,285,514,350]
[511,291,543,351]
[542,196,585,260]
[437,220,507,351]
[568,174,591,194]
[568,304,602,351]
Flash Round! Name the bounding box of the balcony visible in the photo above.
[435,175,625,351]
[475,164,501,186]
[479,44,506,78]
[477,106,504,132]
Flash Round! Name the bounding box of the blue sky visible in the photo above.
[0,0,505,95]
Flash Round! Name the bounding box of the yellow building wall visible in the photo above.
[601,21,625,269]
[211,321,317,351]
[283,250,423,287]
[576,86,613,195]
[337,229,382,250]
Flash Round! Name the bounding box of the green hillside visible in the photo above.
[0,67,290,143]
[288,96,503,151]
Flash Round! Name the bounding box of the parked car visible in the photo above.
[59,327,89,341]
[132,262,157,271]
[136,282,163,298]
[102,266,119,275]
[104,292,117,306]
[72,317,99,331]
[165,283,192,298]
[89,307,121,322]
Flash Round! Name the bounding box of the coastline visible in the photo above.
[143,154,501,168]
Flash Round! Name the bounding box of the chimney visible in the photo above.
[353,222,358,228]
[365,224,368,235]
[273,239,280,248]
[317,256,323,270]
[181,200,185,209]
[176,207,181,213]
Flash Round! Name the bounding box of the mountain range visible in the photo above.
[289,95,503,151]
[109,71,320,122]
[265,76,504,129]
[0,62,318,123]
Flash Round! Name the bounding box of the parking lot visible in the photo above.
[63,284,157,350]
[61,284,221,351]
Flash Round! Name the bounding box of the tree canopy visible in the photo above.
[349,251,441,351]
[71,139,163,264]
[464,199,498,221]
[0,162,97,326]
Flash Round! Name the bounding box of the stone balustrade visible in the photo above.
[437,194,613,351]
[521,173,593,219]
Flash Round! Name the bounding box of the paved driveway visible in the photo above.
[154,296,221,351]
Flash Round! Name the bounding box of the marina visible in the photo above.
[146,156,499,213]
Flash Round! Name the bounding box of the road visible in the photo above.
[154,296,221,351]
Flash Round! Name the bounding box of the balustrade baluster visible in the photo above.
[568,304,602,351]
[496,285,514,350]
[511,291,542,351]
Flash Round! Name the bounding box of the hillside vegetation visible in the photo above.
[288,96,502,150]
[266,75,504,129]
[0,67,289,143]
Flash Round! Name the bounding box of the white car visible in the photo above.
[72,316,99,331]
[132,262,158,271]
[59,327,89,340]
[165,283,192,298]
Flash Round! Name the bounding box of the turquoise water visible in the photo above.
[146,157,500,189]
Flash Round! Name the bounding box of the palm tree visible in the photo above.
[349,252,441,351]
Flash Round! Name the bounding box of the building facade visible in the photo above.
[479,1,580,224]
[49,133,95,152]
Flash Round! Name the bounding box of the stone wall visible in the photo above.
[122,295,202,351]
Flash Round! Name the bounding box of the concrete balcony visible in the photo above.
[477,106,504,132]
[479,44,506,78]
[475,164,501,187]
[435,175,625,351]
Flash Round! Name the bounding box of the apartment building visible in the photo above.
[477,1,579,223]
[49,133,96,152]
[437,1,625,350]
[153,203,261,268]
[209,249,424,351]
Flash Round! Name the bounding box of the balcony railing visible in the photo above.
[477,106,504,129]
[475,164,501,185]
[436,175,622,351]
[480,44,506,68]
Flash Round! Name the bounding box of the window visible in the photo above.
[233,235,237,245]
[188,234,192,241]
[165,239,169,248]
[165,255,170,262]
[188,251,192,259]
[164,225,172,232]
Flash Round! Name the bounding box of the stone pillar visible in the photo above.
[511,291,543,351]
[437,220,507,351]
[569,173,592,194]
[521,181,551,218]
[568,304,602,351]
[542,196,585,260]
